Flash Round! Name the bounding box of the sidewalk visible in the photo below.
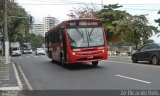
[108,55,131,59]
[0,57,19,90]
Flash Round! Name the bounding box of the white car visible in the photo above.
[11,48,21,56]
[35,48,45,55]
[23,49,32,54]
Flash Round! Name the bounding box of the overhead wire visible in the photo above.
[16,0,160,11]
[32,0,81,3]
[22,0,160,6]
[24,0,86,5]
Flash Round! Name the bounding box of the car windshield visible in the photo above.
[11,48,19,51]
[67,27,104,48]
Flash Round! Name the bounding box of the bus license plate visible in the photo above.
[87,56,93,59]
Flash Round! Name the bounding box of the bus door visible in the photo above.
[61,28,67,62]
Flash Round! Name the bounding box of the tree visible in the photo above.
[98,4,159,49]
[122,15,159,49]
[21,33,44,50]
[8,2,33,42]
[67,5,98,19]
[0,1,33,42]
[97,4,129,42]
[155,10,160,37]
[155,10,160,26]
[68,4,160,49]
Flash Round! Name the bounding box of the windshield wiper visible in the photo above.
[87,28,94,41]
[75,28,85,42]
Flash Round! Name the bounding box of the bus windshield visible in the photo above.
[67,27,104,48]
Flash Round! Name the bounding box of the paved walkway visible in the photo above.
[0,57,18,89]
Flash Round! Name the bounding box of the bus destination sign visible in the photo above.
[67,21,101,27]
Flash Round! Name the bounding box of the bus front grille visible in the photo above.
[77,56,102,61]
[76,51,103,55]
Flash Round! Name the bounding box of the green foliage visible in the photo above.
[155,10,160,26]
[98,4,129,42]
[143,39,154,45]
[68,4,160,49]
[122,15,159,49]
[0,1,44,50]
[0,1,33,42]
[20,33,44,50]
[8,2,33,42]
[97,4,160,49]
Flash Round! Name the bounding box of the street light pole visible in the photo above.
[3,0,10,64]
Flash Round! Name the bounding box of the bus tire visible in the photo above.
[92,61,98,66]
[51,59,55,63]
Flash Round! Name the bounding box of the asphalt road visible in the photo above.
[11,54,160,90]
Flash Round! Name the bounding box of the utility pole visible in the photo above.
[3,0,10,64]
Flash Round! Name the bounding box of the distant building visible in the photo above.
[30,16,59,37]
[43,17,58,33]
[31,23,44,36]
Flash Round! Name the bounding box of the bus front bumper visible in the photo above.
[67,51,108,64]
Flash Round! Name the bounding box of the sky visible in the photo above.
[15,0,160,42]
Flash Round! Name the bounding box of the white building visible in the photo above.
[43,17,58,33]
[31,23,44,36]
[31,16,58,37]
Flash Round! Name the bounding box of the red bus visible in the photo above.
[45,19,108,66]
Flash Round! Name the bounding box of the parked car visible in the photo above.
[131,43,160,65]
[35,48,45,55]
[11,47,21,56]
[10,42,21,56]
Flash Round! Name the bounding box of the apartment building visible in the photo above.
[31,23,44,36]
[43,17,58,33]
[31,16,58,37]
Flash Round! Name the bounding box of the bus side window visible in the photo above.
[61,28,65,42]
[57,29,61,42]
[51,31,54,43]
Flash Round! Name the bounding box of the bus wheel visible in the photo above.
[51,59,55,63]
[92,61,98,66]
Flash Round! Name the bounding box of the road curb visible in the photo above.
[108,55,131,59]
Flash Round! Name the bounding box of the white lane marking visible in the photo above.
[116,75,151,84]
[0,87,20,90]
[17,64,33,90]
[13,63,23,90]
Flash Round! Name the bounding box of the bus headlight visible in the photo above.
[72,52,75,55]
